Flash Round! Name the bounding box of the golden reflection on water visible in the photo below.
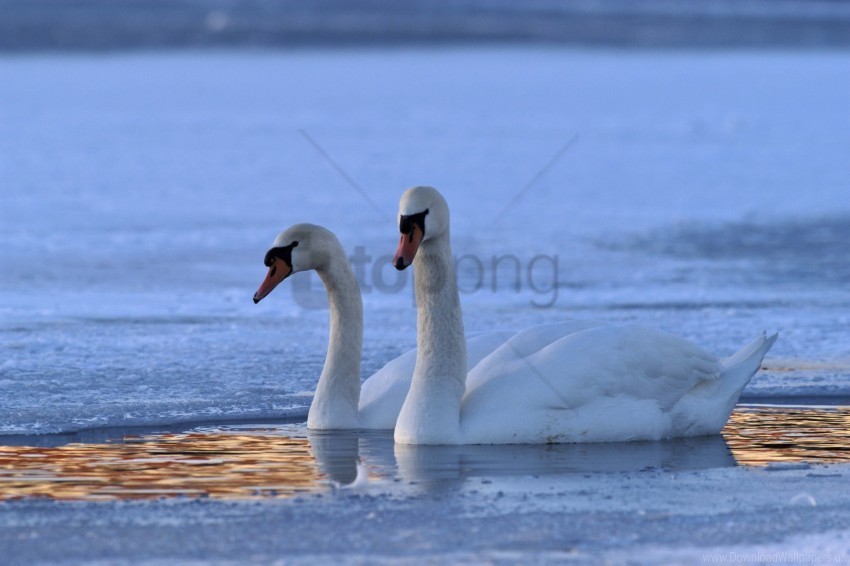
[0,406,848,501]
[723,405,850,466]
[0,431,320,501]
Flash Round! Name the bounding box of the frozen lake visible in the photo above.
[1,46,850,563]
[2,412,850,563]
[2,47,849,435]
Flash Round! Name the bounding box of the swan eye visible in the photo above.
[399,209,429,235]
[263,241,298,267]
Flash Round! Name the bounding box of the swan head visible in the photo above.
[253,223,341,304]
[393,186,449,270]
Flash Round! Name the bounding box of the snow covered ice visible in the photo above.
[2,48,849,435]
[1,43,850,563]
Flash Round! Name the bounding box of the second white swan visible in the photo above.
[391,186,777,445]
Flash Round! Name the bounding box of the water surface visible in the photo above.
[1,405,847,501]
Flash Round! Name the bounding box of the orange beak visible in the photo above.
[253,258,292,304]
[393,224,423,270]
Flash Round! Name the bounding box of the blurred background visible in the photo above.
[3,0,850,50]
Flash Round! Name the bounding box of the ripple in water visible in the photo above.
[723,405,850,466]
[0,406,847,501]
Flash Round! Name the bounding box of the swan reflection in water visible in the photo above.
[299,404,850,488]
[0,425,730,501]
[0,405,848,500]
[311,430,735,488]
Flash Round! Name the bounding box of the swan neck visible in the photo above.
[396,232,467,444]
[308,251,363,429]
[415,237,466,363]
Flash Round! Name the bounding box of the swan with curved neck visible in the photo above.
[392,186,778,445]
[253,223,513,430]
[254,224,363,428]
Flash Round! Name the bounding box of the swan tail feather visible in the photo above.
[720,331,778,390]
[675,332,778,436]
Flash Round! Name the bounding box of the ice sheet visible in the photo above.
[2,48,849,434]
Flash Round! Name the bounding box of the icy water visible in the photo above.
[2,46,850,564]
[1,50,849,450]
[2,49,850,438]
[1,404,848,501]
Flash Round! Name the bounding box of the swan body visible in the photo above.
[358,329,514,428]
[391,186,778,445]
[253,223,513,430]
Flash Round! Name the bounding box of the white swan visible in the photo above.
[391,186,778,445]
[253,223,513,430]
